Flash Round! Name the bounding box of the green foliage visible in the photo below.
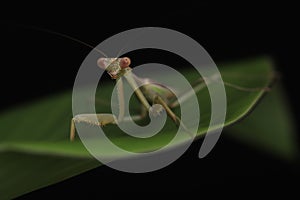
[0,57,295,199]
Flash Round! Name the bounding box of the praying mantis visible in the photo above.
[70,56,199,140]
[70,55,268,141]
[26,27,267,141]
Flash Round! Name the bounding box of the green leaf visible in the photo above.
[225,85,298,160]
[0,57,275,199]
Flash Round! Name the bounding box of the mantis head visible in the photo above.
[97,57,131,79]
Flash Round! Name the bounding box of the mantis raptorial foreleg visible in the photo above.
[70,78,126,141]
[70,75,149,141]
[70,114,117,140]
[70,111,147,141]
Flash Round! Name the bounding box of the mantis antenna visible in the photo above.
[18,24,108,57]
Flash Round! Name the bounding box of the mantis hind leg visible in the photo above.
[153,96,194,138]
[170,75,271,108]
[170,78,207,108]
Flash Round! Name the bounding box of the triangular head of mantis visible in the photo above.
[97,57,131,79]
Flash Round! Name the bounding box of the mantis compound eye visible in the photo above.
[97,58,108,69]
[120,57,131,68]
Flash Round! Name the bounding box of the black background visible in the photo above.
[1,2,299,196]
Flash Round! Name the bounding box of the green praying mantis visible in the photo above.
[70,55,267,141]
[27,27,266,141]
[70,56,202,140]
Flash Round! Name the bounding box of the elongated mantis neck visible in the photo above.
[122,69,151,110]
[115,77,125,122]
